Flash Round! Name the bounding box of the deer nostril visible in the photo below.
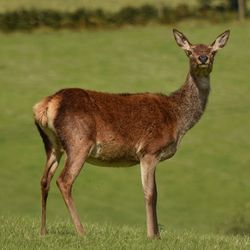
[198,55,208,63]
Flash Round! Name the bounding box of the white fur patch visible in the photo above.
[46,97,61,132]
[33,99,49,127]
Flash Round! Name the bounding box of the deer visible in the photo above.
[33,29,230,238]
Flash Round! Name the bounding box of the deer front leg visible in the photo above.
[140,155,160,239]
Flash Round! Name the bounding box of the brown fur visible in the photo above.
[33,29,230,238]
[51,89,178,163]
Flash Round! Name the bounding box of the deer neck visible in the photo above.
[170,71,210,136]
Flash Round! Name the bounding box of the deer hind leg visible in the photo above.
[37,125,63,236]
[56,143,92,236]
[40,148,62,235]
[140,155,160,239]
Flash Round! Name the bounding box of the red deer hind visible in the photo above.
[33,29,230,238]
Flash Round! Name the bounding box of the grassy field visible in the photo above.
[0,0,199,12]
[1,216,250,250]
[0,21,250,248]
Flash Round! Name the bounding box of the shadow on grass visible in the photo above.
[220,207,250,236]
[47,222,76,236]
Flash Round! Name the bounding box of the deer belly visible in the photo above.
[159,141,178,161]
[87,142,139,167]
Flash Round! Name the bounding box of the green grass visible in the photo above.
[1,216,250,250]
[0,21,250,247]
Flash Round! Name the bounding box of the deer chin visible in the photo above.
[198,64,209,68]
[192,64,212,77]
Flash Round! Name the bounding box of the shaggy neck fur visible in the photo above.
[170,71,211,137]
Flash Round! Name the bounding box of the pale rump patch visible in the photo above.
[46,96,61,131]
[33,95,61,131]
[33,97,50,127]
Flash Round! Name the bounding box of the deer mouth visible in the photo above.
[198,64,209,68]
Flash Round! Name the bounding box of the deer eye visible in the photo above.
[186,50,192,56]
[211,51,217,56]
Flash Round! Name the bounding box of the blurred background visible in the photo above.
[0,0,249,236]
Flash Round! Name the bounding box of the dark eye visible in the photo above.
[186,50,192,56]
[211,51,216,56]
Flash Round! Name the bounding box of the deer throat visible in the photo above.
[170,72,210,138]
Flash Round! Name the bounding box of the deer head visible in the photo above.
[173,29,230,76]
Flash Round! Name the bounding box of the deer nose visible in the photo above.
[198,55,208,64]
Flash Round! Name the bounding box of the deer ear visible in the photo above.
[173,29,192,51]
[211,30,230,51]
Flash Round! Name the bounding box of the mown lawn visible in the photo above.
[0,21,250,247]
[1,216,250,250]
